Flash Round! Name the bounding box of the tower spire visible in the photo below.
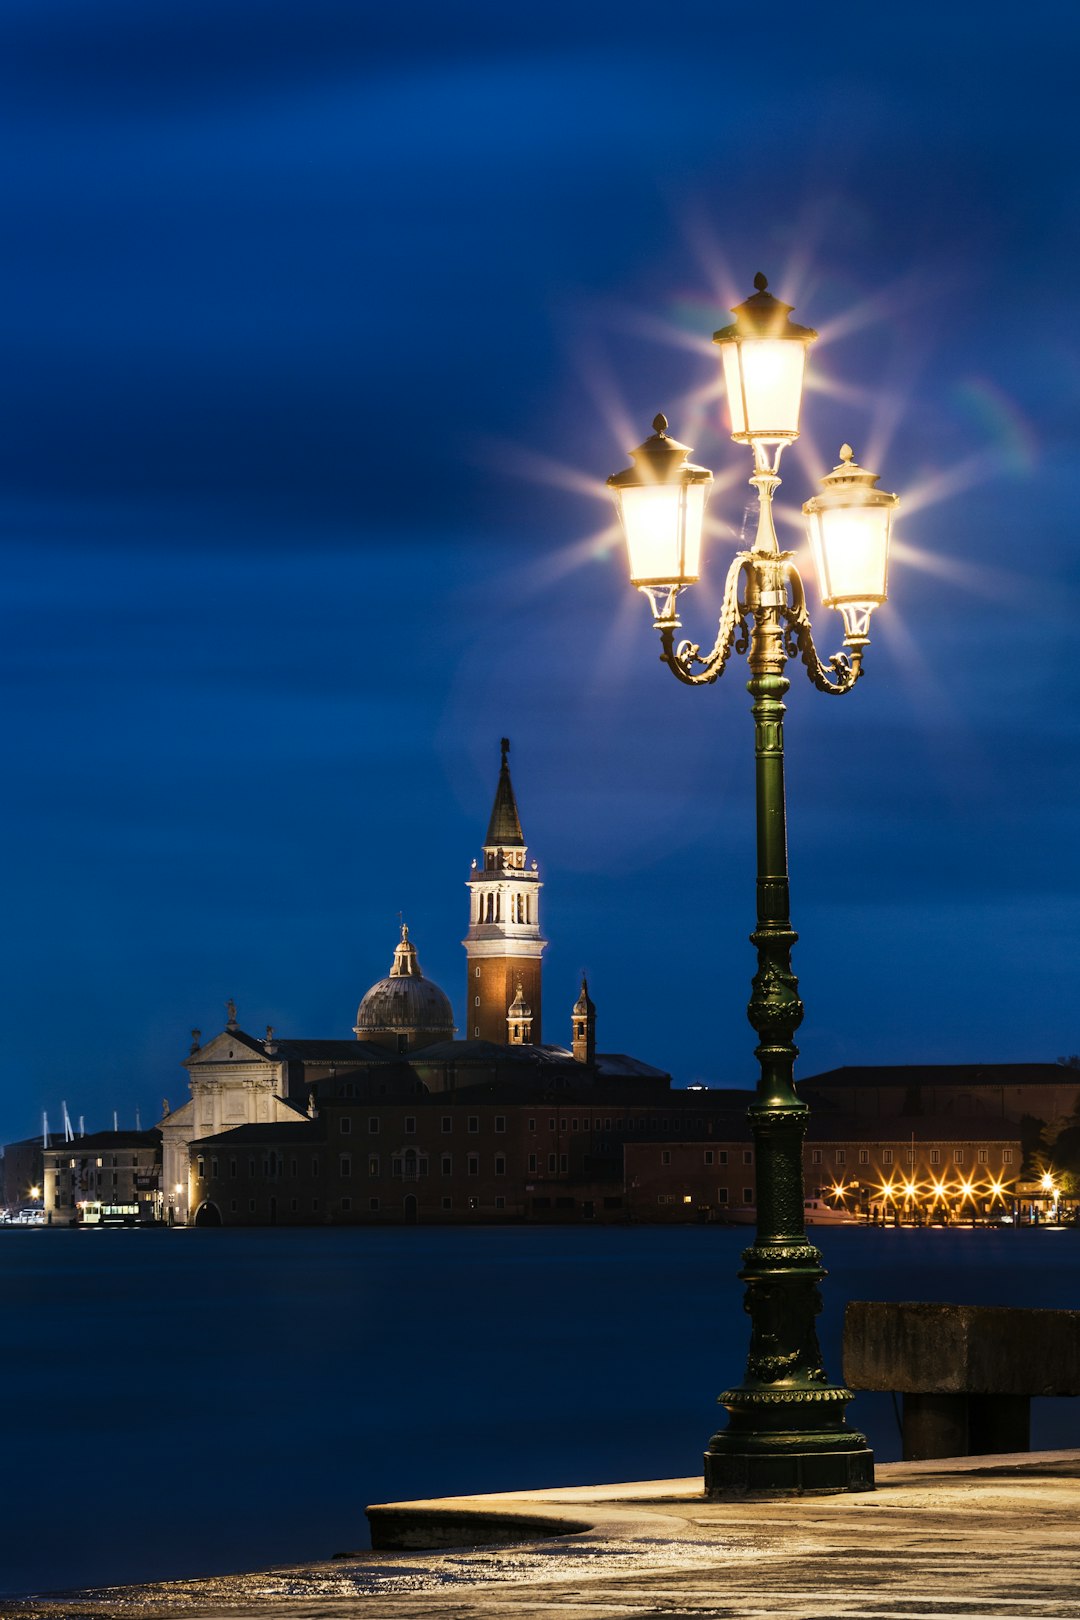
[485,737,525,847]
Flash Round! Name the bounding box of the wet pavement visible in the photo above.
[7,1452,1080,1620]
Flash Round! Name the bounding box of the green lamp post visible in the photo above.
[607,273,899,1496]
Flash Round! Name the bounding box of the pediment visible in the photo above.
[185,1028,275,1069]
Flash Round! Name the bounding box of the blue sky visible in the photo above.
[1,0,1079,1142]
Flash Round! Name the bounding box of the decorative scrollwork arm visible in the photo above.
[782,564,863,695]
[659,553,752,686]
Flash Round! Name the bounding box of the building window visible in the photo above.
[495,1155,506,1176]
[341,1197,352,1212]
[858,1149,869,1164]
[835,1150,846,1165]
[312,1157,321,1177]
[290,1157,297,1178]
[230,1199,238,1213]
[230,1158,237,1178]
[743,1188,754,1204]
[548,1153,557,1172]
[661,1150,671,1166]
[211,1157,219,1177]
[468,1154,479,1176]
[474,996,480,1006]
[930,1149,940,1165]
[495,1116,506,1134]
[475,966,481,977]
[559,1154,568,1173]
[474,1027,479,1036]
[716,1187,729,1204]
[528,1118,536,1132]
[369,1198,380,1212]
[743,1150,753,1165]
[340,1117,352,1135]
[811,1149,823,1165]
[442,1196,452,1210]
[1003,1149,1013,1163]
[495,1195,505,1210]
[528,1153,537,1173]
[704,1150,714,1166]
[340,1155,352,1177]
[290,1198,298,1212]
[883,1148,893,1164]
[467,1116,480,1134]
[197,1157,205,1179]
[718,1150,728,1165]
[572,1119,579,1132]
[405,1116,416,1135]
[977,1147,988,1164]
[248,1199,256,1213]
[368,1118,379,1135]
[954,1149,964,1164]
[368,1155,380,1177]
[312,1197,320,1211]
[907,1147,916,1163]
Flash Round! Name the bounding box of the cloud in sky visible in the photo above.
[1,0,1079,1139]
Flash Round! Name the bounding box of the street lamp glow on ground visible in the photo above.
[606,272,900,1498]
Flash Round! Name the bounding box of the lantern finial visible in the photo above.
[753,271,768,292]
[652,412,668,435]
[840,443,854,463]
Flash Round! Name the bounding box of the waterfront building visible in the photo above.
[623,1116,1024,1224]
[0,1135,47,1214]
[42,1129,162,1226]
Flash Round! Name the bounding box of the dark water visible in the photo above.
[1,1224,1077,1598]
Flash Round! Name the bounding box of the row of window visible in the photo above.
[338,1114,729,1136]
[809,1147,1011,1167]
[660,1149,753,1167]
[223,1195,506,1215]
[61,1155,142,1169]
[657,1189,752,1206]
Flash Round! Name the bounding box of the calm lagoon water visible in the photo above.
[1,1224,1078,1598]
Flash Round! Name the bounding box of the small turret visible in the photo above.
[507,980,533,1045]
[572,975,596,1065]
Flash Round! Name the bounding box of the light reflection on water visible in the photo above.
[2,1224,1074,1601]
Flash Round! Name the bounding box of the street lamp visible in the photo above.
[607,272,899,1497]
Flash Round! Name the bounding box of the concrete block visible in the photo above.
[844,1302,1080,1397]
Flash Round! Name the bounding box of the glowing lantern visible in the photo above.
[803,446,899,641]
[713,273,817,444]
[607,414,713,588]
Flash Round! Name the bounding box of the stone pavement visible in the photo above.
[8,1451,1080,1619]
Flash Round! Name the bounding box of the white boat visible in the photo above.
[803,1197,858,1225]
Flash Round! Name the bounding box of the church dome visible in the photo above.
[354,925,455,1051]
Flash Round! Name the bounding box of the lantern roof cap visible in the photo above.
[607,414,712,490]
[803,445,899,511]
[713,272,818,345]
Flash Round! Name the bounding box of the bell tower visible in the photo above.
[463,739,547,1042]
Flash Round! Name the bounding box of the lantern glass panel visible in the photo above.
[722,338,806,439]
[809,503,891,609]
[616,481,707,587]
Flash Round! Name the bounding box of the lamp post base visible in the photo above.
[704,1428,874,1497]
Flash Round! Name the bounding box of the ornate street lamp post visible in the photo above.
[608,274,899,1496]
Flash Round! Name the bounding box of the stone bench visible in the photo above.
[843,1302,1080,1461]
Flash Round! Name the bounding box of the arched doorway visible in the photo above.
[194,1201,222,1227]
[403,1194,418,1226]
